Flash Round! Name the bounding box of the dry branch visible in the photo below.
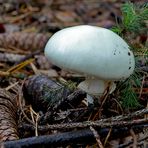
[19,108,148,131]
[0,52,52,70]
[3,123,148,148]
[0,53,25,63]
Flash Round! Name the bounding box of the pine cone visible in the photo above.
[0,88,18,141]
[0,32,49,51]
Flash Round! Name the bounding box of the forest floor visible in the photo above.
[0,0,147,148]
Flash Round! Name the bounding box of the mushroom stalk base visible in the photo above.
[85,94,94,105]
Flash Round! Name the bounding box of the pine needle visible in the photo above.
[7,58,34,73]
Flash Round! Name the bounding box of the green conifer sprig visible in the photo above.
[112,2,148,34]
[111,2,147,109]
[118,69,142,110]
[122,2,148,33]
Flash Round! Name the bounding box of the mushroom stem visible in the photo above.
[77,78,116,98]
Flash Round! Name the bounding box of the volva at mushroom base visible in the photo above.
[44,25,135,105]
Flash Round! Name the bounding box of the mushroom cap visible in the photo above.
[45,25,135,80]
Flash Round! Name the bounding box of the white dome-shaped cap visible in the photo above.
[45,25,135,80]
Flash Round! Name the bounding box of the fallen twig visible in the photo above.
[21,118,148,130]
[21,108,148,130]
[90,126,104,148]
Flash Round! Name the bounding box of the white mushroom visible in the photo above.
[44,25,135,104]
